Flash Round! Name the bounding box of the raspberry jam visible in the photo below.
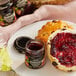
[25,40,46,69]
[51,32,76,67]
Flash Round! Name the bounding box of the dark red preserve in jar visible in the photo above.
[25,39,46,69]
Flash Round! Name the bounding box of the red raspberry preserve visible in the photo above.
[51,32,76,67]
[25,40,46,69]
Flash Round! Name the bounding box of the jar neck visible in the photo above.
[0,7,13,16]
[0,3,9,10]
[0,1,13,16]
[0,0,13,10]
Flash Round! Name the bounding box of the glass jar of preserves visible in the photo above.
[13,0,28,17]
[13,0,36,18]
[25,40,46,69]
[0,0,16,27]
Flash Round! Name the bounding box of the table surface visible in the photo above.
[0,71,19,76]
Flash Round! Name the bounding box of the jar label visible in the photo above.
[4,12,15,23]
[30,60,41,68]
[0,11,16,26]
[25,55,45,69]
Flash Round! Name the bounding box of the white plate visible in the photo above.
[7,20,76,76]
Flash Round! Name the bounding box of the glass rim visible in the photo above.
[25,39,45,54]
[15,36,31,49]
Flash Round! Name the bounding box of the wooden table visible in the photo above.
[0,71,19,76]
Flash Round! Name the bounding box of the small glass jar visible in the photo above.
[14,36,31,54]
[0,0,16,26]
[25,39,46,69]
[13,0,28,17]
[13,0,36,18]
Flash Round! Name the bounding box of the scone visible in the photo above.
[47,29,76,72]
[36,20,73,44]
[29,0,72,8]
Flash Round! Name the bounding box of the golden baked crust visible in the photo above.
[29,0,72,8]
[47,30,76,72]
[36,20,73,44]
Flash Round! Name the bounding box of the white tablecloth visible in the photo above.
[0,71,18,76]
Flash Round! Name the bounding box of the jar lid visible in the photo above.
[0,0,9,10]
[14,36,31,54]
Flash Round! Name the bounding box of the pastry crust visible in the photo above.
[36,20,76,72]
[36,20,73,44]
[47,30,76,72]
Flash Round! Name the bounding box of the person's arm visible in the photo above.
[34,0,76,22]
[0,14,39,46]
[4,14,39,36]
[6,0,76,36]
[0,0,76,46]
